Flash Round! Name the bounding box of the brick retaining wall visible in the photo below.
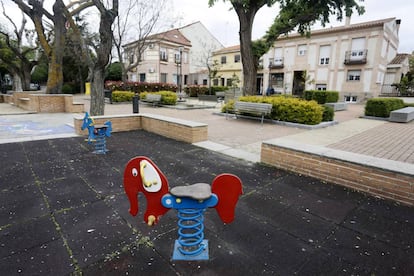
[261,141,414,206]
[8,92,84,113]
[74,113,208,144]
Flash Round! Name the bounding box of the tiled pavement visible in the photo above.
[329,121,414,163]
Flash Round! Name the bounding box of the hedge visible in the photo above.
[112,91,135,102]
[140,91,177,105]
[365,98,405,118]
[105,81,177,93]
[222,95,324,125]
[184,85,228,97]
[304,90,339,104]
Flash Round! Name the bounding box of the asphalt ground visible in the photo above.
[1,129,414,275]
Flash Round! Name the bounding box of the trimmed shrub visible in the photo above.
[322,105,334,122]
[304,90,339,104]
[365,98,405,117]
[140,91,177,105]
[222,95,324,125]
[112,91,134,102]
[62,83,77,94]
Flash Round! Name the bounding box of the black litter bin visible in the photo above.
[133,94,140,113]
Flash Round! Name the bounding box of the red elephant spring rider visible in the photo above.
[123,156,243,260]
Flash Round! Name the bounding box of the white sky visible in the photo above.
[1,0,413,53]
[171,0,414,53]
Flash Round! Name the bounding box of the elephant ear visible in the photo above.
[123,156,170,225]
[212,173,243,224]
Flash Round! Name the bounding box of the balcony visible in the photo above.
[344,49,367,65]
[269,57,284,69]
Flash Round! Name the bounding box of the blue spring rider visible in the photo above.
[81,112,112,154]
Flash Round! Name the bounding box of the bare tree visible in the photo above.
[0,1,37,91]
[112,0,169,82]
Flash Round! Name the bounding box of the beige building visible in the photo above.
[123,22,223,89]
[123,29,191,88]
[261,17,407,102]
[211,45,243,88]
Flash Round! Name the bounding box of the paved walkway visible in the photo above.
[1,96,414,165]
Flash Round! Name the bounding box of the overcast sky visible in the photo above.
[1,0,412,53]
[171,0,413,53]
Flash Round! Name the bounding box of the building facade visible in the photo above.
[211,45,243,88]
[261,17,405,102]
[123,22,223,90]
[123,29,191,89]
[178,22,224,85]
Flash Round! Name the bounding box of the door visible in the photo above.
[293,71,305,96]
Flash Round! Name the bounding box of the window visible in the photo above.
[319,45,331,65]
[226,78,232,87]
[160,47,168,62]
[234,54,241,63]
[344,96,358,103]
[139,73,146,82]
[129,53,134,63]
[203,79,208,85]
[316,84,327,91]
[298,44,307,56]
[160,73,167,83]
[347,70,361,81]
[221,56,227,64]
[213,79,219,86]
[174,53,181,64]
[270,73,284,88]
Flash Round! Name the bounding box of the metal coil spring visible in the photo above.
[177,208,206,256]
[94,134,106,154]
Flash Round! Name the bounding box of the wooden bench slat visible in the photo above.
[143,94,162,107]
[233,101,272,124]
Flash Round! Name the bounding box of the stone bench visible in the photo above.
[324,102,347,111]
[234,101,272,124]
[389,107,414,123]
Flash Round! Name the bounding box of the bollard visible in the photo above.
[133,93,139,113]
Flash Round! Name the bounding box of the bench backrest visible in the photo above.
[235,101,272,114]
[146,94,161,101]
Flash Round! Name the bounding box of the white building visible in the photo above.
[260,17,408,102]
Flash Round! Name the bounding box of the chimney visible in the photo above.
[345,16,351,26]
[396,19,401,34]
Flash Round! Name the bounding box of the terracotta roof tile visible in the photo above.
[389,53,410,65]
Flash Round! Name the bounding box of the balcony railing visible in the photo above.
[269,57,284,69]
[344,49,367,65]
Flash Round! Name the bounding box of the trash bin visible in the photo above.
[133,94,139,113]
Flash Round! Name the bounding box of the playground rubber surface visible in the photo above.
[1,130,413,275]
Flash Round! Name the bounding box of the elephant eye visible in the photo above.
[132,168,138,177]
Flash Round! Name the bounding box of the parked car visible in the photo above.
[30,83,41,90]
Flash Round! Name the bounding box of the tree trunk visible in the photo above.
[13,73,23,92]
[90,68,105,115]
[89,0,118,115]
[235,5,259,96]
[45,0,66,94]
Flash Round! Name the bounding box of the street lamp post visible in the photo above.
[179,47,183,94]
